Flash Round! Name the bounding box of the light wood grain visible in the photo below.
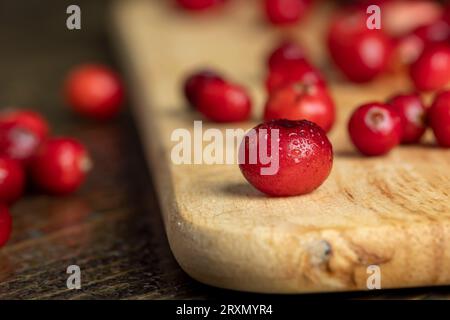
[112,0,450,293]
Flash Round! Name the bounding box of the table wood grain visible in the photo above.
[0,0,449,299]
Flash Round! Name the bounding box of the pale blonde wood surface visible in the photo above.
[112,0,450,293]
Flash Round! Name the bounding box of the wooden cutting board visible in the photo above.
[111,0,450,293]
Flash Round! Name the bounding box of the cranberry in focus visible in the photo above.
[184,70,224,107]
[239,119,333,197]
[410,44,450,91]
[196,81,252,122]
[0,157,25,205]
[387,93,427,144]
[0,206,12,248]
[264,82,335,132]
[428,90,450,147]
[64,64,125,120]
[348,102,402,156]
[30,137,92,195]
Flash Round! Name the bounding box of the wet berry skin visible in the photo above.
[184,70,224,108]
[64,64,124,120]
[264,0,310,26]
[0,109,49,141]
[0,157,25,205]
[266,60,326,93]
[387,93,427,144]
[0,123,41,164]
[0,205,12,248]
[196,81,251,122]
[239,119,333,197]
[268,41,306,70]
[428,90,450,147]
[327,9,393,82]
[410,44,450,91]
[348,102,402,156]
[30,137,92,195]
[264,82,335,132]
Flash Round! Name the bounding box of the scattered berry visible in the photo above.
[266,60,326,93]
[348,102,402,156]
[327,9,393,82]
[387,93,427,144]
[176,0,223,11]
[0,157,25,205]
[0,109,49,141]
[428,90,450,147]
[0,206,12,248]
[64,64,125,120]
[264,82,335,132]
[239,119,333,197]
[184,70,224,107]
[30,137,92,195]
[0,123,40,164]
[267,41,306,70]
[410,44,450,91]
[196,81,251,122]
[264,0,310,26]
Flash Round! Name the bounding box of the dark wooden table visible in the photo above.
[0,0,448,300]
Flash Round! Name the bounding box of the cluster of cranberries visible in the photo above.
[348,90,450,156]
[0,64,124,248]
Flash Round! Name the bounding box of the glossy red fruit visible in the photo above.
[239,119,333,197]
[410,44,450,91]
[327,9,393,82]
[0,206,12,248]
[0,109,49,141]
[266,60,326,93]
[387,93,427,144]
[0,157,25,205]
[264,82,335,132]
[268,41,306,70]
[348,102,402,156]
[184,70,224,107]
[428,90,450,147]
[176,0,223,11]
[196,81,251,122]
[30,138,92,195]
[264,0,310,25]
[0,123,40,164]
[64,64,124,120]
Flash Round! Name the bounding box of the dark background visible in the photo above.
[0,0,448,299]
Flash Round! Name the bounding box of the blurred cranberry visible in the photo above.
[266,60,326,93]
[184,70,224,108]
[0,123,40,164]
[327,9,393,82]
[264,0,311,26]
[175,0,223,11]
[0,157,25,205]
[267,40,306,70]
[0,109,49,141]
[64,64,124,121]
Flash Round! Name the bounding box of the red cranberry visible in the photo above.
[428,90,450,147]
[30,137,92,195]
[266,60,326,93]
[239,119,333,197]
[0,157,25,205]
[184,70,224,108]
[0,205,12,248]
[264,0,310,26]
[0,123,40,164]
[196,81,251,122]
[410,44,450,91]
[267,41,306,70]
[327,9,393,82]
[64,64,125,120]
[176,0,223,11]
[348,102,402,156]
[0,109,49,141]
[387,93,427,144]
[264,82,335,132]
